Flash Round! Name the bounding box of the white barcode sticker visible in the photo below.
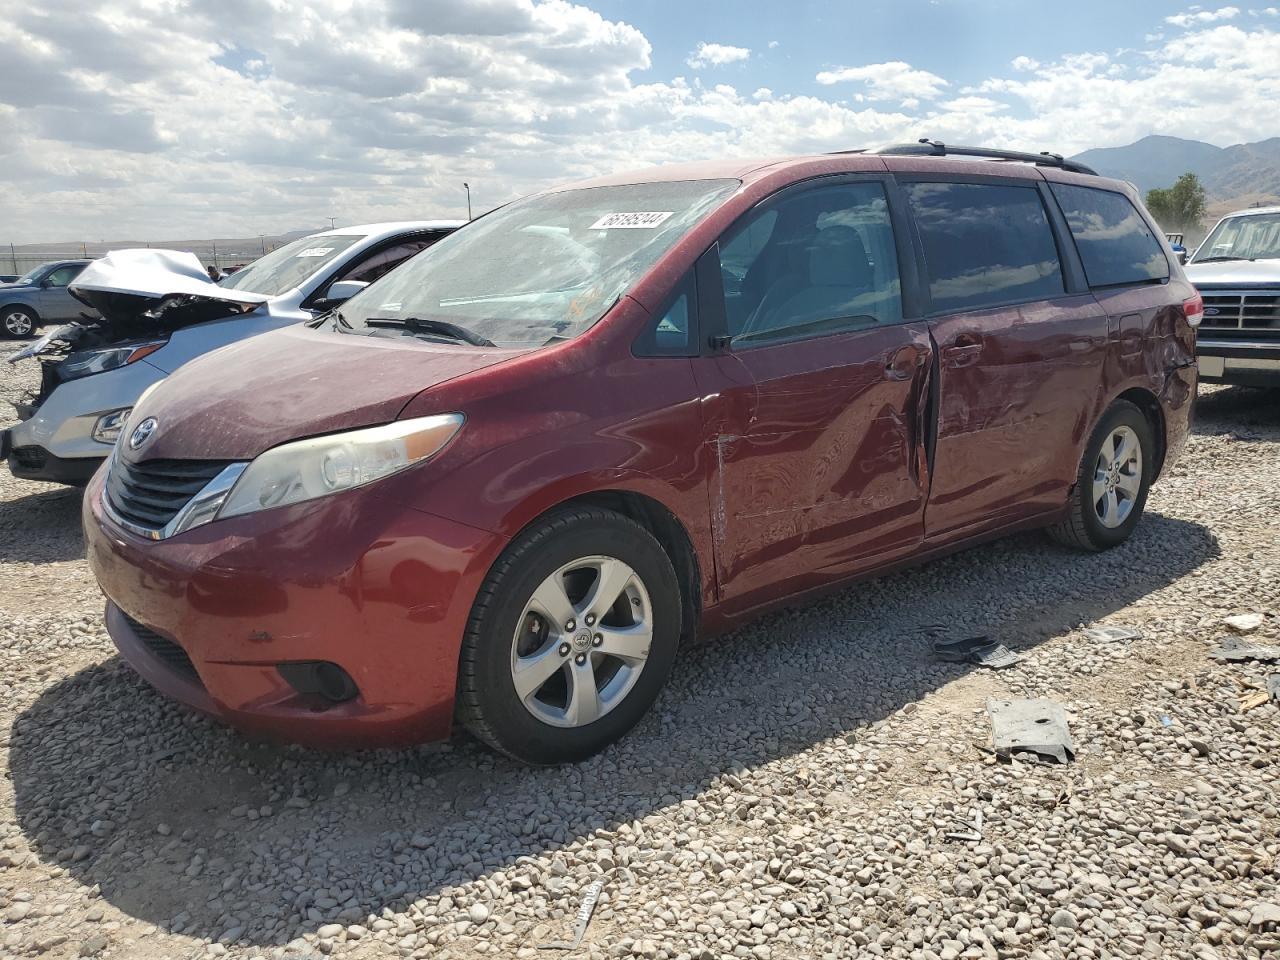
[296,247,335,258]
[588,212,674,230]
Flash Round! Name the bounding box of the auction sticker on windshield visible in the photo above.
[296,247,336,258]
[589,212,674,230]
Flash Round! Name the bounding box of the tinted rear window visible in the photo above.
[1050,183,1169,287]
[904,182,1064,313]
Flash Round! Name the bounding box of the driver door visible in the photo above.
[39,264,85,321]
[690,177,934,612]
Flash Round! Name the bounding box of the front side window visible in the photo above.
[337,179,738,349]
[906,182,1064,313]
[1192,212,1280,264]
[219,234,364,297]
[718,181,903,344]
[1050,183,1169,286]
[44,264,83,287]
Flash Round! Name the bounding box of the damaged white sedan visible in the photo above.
[2,221,459,484]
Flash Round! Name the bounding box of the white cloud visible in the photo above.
[1011,56,1040,71]
[815,61,949,102]
[1165,6,1240,27]
[686,41,750,70]
[3,2,1280,241]
[767,40,780,49]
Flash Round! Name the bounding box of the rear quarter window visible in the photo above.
[904,182,1065,314]
[1049,183,1169,288]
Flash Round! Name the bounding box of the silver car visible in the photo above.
[3,221,461,484]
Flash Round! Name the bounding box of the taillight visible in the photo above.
[1183,293,1203,328]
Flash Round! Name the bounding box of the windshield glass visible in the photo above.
[219,234,363,296]
[337,179,739,347]
[1192,213,1280,262]
[15,264,52,286]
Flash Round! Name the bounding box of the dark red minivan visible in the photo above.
[84,144,1201,763]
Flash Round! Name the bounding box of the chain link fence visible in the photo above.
[2,239,285,277]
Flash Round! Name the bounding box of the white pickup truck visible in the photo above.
[1186,205,1280,388]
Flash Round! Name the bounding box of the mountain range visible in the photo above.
[1072,135,1280,214]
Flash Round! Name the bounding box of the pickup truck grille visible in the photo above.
[106,457,233,532]
[1199,290,1280,336]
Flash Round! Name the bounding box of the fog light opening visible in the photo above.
[277,661,359,704]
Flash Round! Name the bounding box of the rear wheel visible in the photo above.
[1,306,36,338]
[456,506,681,764]
[1050,400,1154,551]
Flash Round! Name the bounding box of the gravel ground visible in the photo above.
[1,349,1278,960]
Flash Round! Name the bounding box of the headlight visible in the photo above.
[92,408,132,445]
[58,341,166,381]
[216,414,463,519]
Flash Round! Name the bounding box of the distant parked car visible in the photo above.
[0,275,19,285]
[0,260,95,337]
[1185,205,1280,388]
[3,222,461,484]
[1165,233,1188,265]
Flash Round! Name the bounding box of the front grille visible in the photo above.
[11,446,45,469]
[121,611,203,687]
[105,457,231,532]
[1199,290,1280,337]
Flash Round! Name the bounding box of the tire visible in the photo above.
[1,306,37,338]
[1050,400,1155,551]
[457,506,682,764]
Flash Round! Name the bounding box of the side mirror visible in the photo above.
[38,278,51,288]
[323,280,368,305]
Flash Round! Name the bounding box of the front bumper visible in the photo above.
[1196,339,1280,387]
[4,438,103,484]
[84,470,508,749]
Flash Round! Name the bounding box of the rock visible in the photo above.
[1250,903,1280,929]
[468,904,491,925]
[1049,910,1077,931]
[1223,613,1265,633]
[4,903,31,923]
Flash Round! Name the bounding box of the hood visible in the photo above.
[70,249,270,332]
[1186,258,1280,287]
[123,323,529,462]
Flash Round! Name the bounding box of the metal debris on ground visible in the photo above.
[536,878,605,951]
[944,808,983,843]
[987,698,1075,764]
[1208,636,1280,663]
[932,635,1021,669]
[1083,624,1142,642]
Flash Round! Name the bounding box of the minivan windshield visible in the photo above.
[1192,213,1280,263]
[219,234,363,297]
[336,179,739,348]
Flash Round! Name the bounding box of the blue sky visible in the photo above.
[2,0,1278,239]
[594,0,1180,99]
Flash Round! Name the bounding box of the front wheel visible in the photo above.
[1,306,37,338]
[456,506,682,764]
[1050,400,1155,551]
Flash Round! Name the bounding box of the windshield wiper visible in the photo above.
[363,316,494,346]
[1193,256,1250,263]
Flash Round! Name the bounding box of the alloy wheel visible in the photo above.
[1091,425,1143,529]
[3,311,33,337]
[510,555,653,728]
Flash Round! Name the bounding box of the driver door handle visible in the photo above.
[942,334,983,367]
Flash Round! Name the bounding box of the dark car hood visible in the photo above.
[126,323,529,462]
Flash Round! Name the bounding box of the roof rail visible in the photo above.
[852,139,1099,176]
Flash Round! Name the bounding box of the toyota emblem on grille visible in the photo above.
[128,417,158,451]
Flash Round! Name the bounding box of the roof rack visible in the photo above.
[844,139,1099,176]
